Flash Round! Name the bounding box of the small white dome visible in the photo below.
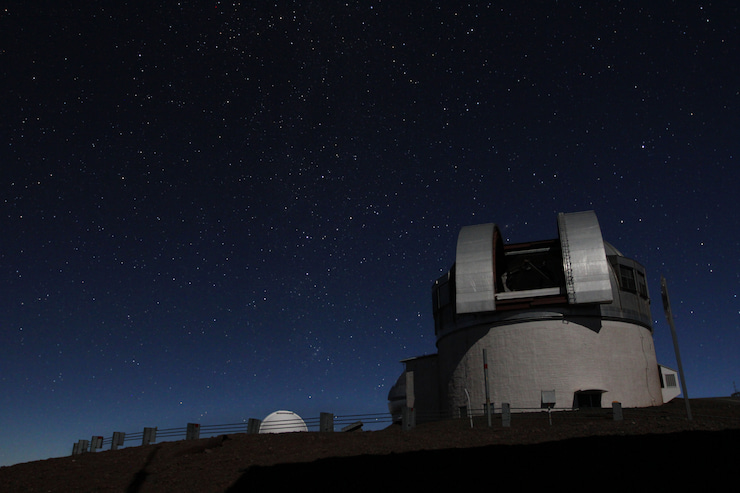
[258,410,308,434]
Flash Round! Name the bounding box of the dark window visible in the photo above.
[438,281,450,307]
[619,265,636,292]
[501,241,564,292]
[636,270,648,298]
[574,391,602,409]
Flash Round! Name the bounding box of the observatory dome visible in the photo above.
[258,410,308,434]
[389,210,680,421]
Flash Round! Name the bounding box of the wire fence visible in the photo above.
[78,411,396,454]
[75,400,740,456]
[407,401,740,428]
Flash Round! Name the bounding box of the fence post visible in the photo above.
[90,436,103,452]
[340,421,363,432]
[502,402,511,427]
[111,432,125,450]
[186,423,200,440]
[612,401,623,421]
[72,441,84,456]
[142,427,157,446]
[320,412,334,432]
[247,418,261,434]
[402,406,416,431]
[73,439,89,455]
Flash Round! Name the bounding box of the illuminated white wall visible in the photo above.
[436,317,663,413]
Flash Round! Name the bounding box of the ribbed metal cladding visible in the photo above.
[557,210,613,304]
[454,223,498,314]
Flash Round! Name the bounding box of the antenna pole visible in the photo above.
[660,276,692,421]
[464,389,473,428]
[483,349,492,427]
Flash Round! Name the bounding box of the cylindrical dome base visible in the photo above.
[437,317,663,413]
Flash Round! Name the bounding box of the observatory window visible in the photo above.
[436,280,451,309]
[432,272,455,335]
[618,265,637,293]
[636,270,648,299]
[501,243,564,292]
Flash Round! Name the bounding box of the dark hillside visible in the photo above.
[2,398,738,492]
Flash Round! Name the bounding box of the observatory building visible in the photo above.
[389,210,680,421]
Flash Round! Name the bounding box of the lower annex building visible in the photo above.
[389,210,680,421]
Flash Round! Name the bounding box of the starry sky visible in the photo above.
[2,2,738,467]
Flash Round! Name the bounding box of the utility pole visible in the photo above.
[483,349,492,427]
[660,276,692,421]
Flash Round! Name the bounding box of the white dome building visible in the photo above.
[389,211,680,421]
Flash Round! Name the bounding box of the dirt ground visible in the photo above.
[2,398,739,492]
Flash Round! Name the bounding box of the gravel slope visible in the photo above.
[2,398,738,492]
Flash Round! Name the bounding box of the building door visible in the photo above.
[574,390,604,409]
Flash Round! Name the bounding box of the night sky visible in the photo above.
[2,2,738,466]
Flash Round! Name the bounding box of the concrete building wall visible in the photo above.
[436,317,663,413]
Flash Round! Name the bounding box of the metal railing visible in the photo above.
[74,401,739,456]
[73,411,395,455]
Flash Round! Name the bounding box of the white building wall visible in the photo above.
[659,365,681,402]
[437,318,663,413]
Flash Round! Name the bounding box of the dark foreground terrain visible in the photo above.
[2,398,739,492]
